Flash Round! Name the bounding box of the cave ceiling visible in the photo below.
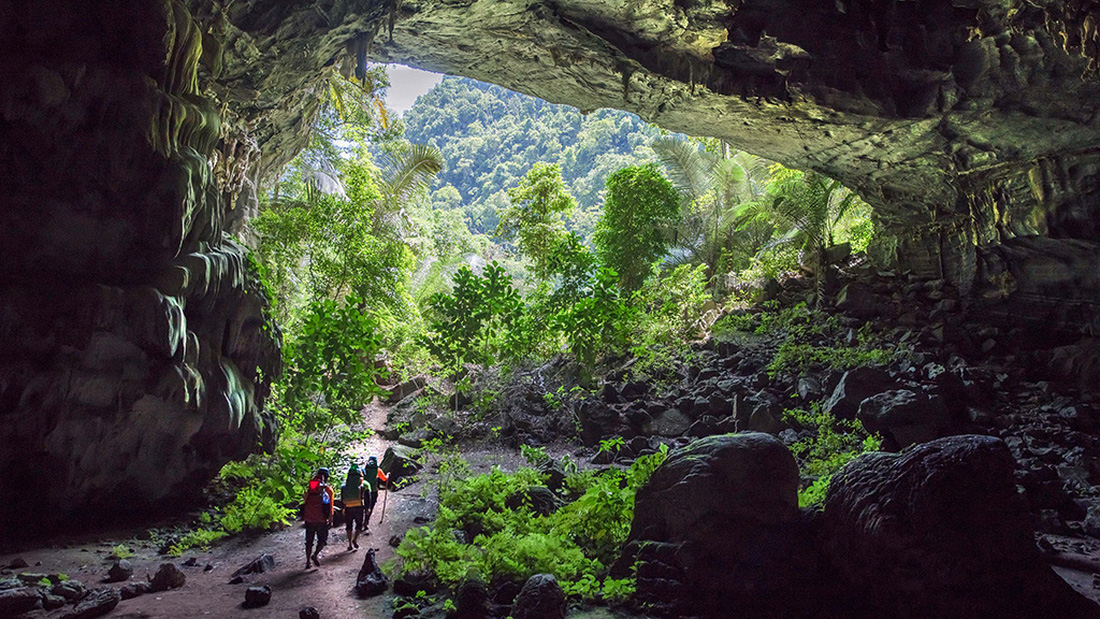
[197,0,1100,257]
[3,0,1100,535]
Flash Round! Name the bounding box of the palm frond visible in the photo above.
[379,143,444,209]
[651,136,715,204]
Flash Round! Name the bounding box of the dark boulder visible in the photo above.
[823,435,1100,618]
[58,587,121,619]
[857,389,951,449]
[451,578,492,619]
[650,408,692,437]
[823,368,894,420]
[620,433,811,617]
[51,579,88,601]
[511,573,565,619]
[232,554,276,579]
[119,581,150,600]
[577,400,620,447]
[299,607,321,619]
[505,486,562,516]
[355,549,388,597]
[393,571,438,597]
[381,445,423,484]
[243,585,271,608]
[105,559,133,583]
[0,587,40,616]
[148,563,186,592]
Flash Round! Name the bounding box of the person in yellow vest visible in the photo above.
[341,463,367,551]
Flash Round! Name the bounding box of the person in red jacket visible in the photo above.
[303,468,334,569]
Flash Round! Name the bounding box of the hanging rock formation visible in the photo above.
[3,1,1100,533]
[0,1,282,537]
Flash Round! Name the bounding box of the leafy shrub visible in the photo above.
[783,405,881,508]
[425,262,530,370]
[279,296,386,432]
[394,447,669,602]
[550,267,635,368]
[168,528,228,556]
[109,545,132,560]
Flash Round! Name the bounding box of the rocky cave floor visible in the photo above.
[5,260,1100,617]
[0,404,628,619]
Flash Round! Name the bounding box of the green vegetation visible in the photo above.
[595,164,682,292]
[109,544,132,560]
[713,302,906,378]
[394,447,669,601]
[783,405,882,508]
[194,67,884,570]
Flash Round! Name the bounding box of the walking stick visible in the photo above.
[379,478,389,524]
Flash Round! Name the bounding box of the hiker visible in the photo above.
[303,467,334,569]
[341,462,368,551]
[363,456,389,531]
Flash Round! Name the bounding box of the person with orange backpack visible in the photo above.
[303,467,334,569]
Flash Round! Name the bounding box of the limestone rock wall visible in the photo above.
[0,1,281,536]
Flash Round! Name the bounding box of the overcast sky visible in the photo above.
[384,64,444,115]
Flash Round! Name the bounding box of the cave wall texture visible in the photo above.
[2,0,1100,535]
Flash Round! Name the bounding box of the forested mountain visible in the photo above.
[402,76,662,241]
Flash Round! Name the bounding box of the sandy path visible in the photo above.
[2,402,438,619]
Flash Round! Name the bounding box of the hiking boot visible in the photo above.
[347,544,353,551]
[311,552,320,567]
[353,540,359,549]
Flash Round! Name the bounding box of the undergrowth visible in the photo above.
[394,446,669,603]
[783,404,881,508]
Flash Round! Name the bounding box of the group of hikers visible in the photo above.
[301,456,389,569]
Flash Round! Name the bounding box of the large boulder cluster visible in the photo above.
[624,433,1100,618]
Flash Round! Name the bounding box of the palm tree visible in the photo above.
[756,168,859,306]
[651,137,773,289]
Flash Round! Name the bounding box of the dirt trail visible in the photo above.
[1,402,437,618]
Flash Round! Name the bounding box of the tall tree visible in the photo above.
[594,164,681,292]
[496,163,577,280]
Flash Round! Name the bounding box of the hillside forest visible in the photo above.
[199,67,882,604]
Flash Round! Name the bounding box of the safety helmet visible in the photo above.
[367,456,377,464]
[316,467,330,480]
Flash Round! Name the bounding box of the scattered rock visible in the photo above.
[243,585,271,608]
[119,581,150,600]
[300,607,321,619]
[58,587,121,619]
[0,587,40,616]
[355,549,388,597]
[6,558,27,569]
[393,571,438,597]
[856,389,950,449]
[823,367,894,420]
[106,559,133,583]
[148,563,186,592]
[43,593,67,610]
[232,554,276,579]
[505,486,562,516]
[511,573,565,619]
[451,579,491,619]
[651,408,692,437]
[52,579,88,601]
[381,445,423,482]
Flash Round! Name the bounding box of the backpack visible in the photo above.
[341,468,365,505]
[304,479,332,522]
